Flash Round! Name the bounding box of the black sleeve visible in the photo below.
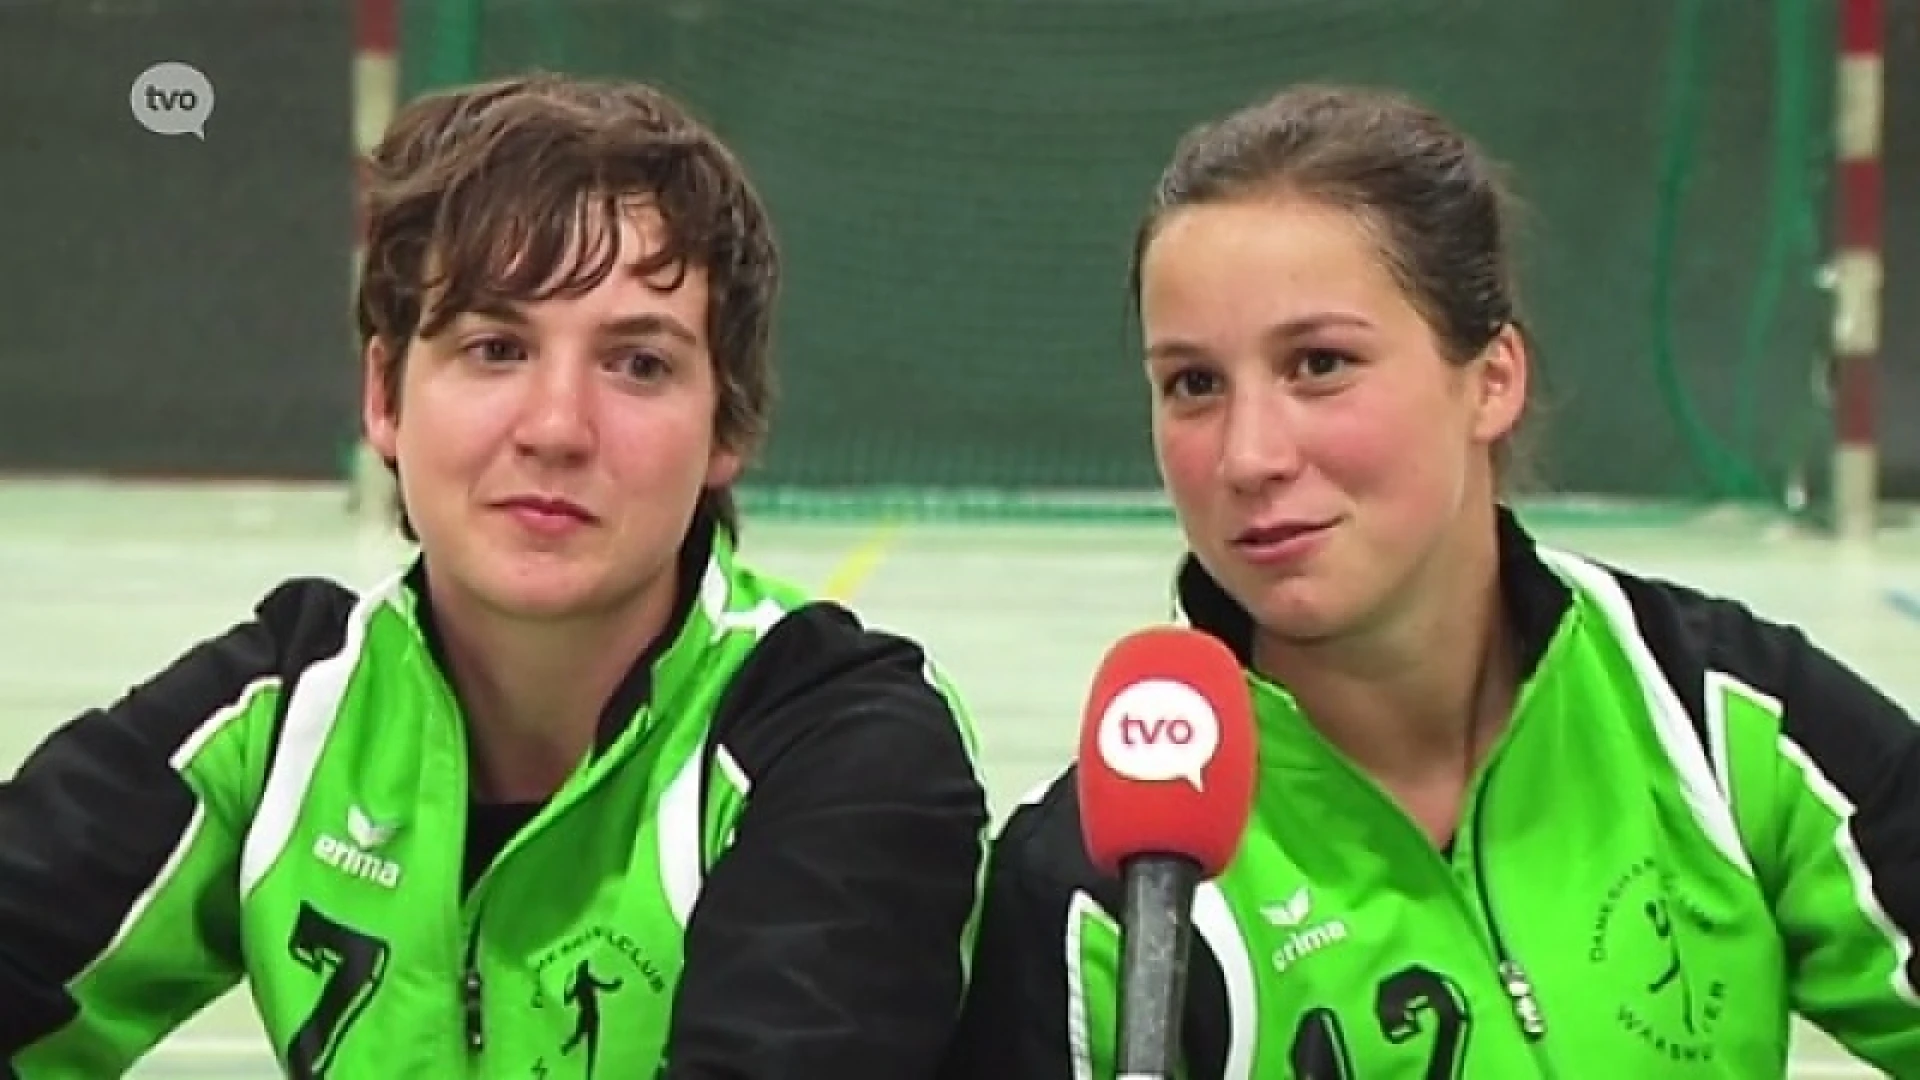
[660,605,991,1079]
[0,578,349,1066]
[939,771,1234,1080]
[938,790,1084,1080]
[0,615,275,1056]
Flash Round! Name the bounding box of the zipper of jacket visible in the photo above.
[409,659,496,1065]
[450,709,651,1064]
[1466,753,1561,1080]
[456,794,492,1062]
[461,914,486,1054]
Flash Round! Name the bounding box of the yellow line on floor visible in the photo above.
[821,521,905,602]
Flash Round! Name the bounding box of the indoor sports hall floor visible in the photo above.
[2,478,1912,1078]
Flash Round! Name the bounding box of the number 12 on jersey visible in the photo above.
[1289,965,1472,1079]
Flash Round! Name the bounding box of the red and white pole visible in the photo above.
[1832,0,1884,543]
[349,0,399,522]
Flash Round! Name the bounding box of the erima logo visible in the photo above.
[1264,887,1350,972]
[1263,886,1313,927]
[312,805,403,889]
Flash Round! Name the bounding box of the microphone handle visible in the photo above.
[1116,853,1203,1079]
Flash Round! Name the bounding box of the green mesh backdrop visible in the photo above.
[401,0,1836,519]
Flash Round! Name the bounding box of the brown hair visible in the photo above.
[1130,84,1536,484]
[356,71,780,539]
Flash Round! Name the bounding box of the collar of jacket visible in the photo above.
[1171,504,1572,682]
[396,506,726,758]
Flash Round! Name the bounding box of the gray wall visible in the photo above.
[0,0,354,480]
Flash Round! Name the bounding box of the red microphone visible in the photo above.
[1077,626,1257,1080]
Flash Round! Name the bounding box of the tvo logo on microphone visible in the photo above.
[1096,679,1221,791]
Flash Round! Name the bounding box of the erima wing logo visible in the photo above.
[347,805,397,850]
[700,562,785,642]
[1263,886,1312,927]
[1263,885,1352,973]
[313,805,404,889]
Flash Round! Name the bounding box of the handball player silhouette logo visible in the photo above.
[1076,626,1258,1079]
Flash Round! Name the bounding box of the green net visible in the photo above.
[400,0,1836,523]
